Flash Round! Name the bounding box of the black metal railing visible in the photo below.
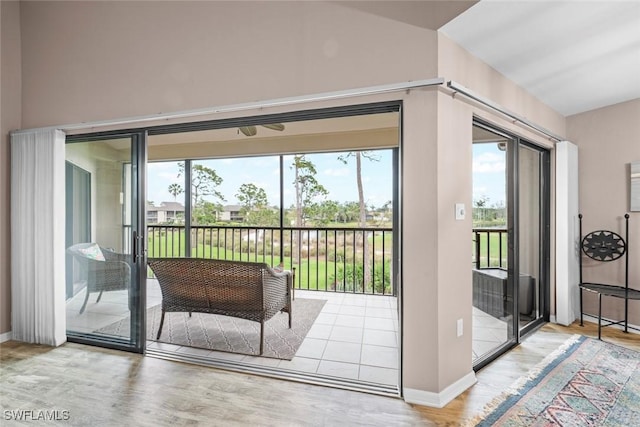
[473,227,508,270]
[140,224,394,296]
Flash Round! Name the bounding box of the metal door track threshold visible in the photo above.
[146,348,400,398]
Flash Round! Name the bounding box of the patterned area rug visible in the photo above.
[468,335,640,426]
[97,298,326,360]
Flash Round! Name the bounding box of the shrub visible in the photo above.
[331,260,392,294]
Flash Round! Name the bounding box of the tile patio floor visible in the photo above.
[66,279,508,387]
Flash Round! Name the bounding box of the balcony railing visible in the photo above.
[473,227,508,270]
[139,224,394,296]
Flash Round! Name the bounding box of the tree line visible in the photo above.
[160,153,392,228]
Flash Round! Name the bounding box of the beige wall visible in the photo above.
[435,91,475,388]
[401,90,441,392]
[437,33,565,141]
[1,0,22,336]
[568,99,640,327]
[6,0,608,403]
[429,34,566,392]
[19,1,436,129]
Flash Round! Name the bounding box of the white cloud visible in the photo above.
[323,168,350,177]
[157,172,181,183]
[473,152,505,173]
[366,194,386,207]
[147,162,176,171]
[245,180,273,191]
[473,186,488,197]
[267,190,280,205]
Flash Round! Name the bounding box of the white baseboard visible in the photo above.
[549,313,640,335]
[0,330,13,343]
[404,371,477,408]
[578,314,640,335]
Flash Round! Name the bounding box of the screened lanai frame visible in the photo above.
[145,151,397,293]
[143,101,403,296]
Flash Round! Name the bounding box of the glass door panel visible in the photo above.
[472,125,515,364]
[518,144,548,333]
[472,121,550,369]
[65,134,146,352]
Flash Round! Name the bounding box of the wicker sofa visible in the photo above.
[67,243,132,314]
[147,258,292,354]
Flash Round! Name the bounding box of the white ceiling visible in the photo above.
[439,0,640,117]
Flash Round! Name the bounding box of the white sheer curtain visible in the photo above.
[555,140,580,326]
[11,128,66,346]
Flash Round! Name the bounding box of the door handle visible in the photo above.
[132,230,138,264]
[132,230,145,264]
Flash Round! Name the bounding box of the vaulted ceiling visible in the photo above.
[336,0,640,117]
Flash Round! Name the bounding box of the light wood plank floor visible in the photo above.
[1,321,637,426]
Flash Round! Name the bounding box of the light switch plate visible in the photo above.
[455,203,465,220]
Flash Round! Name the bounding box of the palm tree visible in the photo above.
[168,183,183,201]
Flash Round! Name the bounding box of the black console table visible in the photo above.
[579,214,638,339]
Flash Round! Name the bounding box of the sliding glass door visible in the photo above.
[472,121,549,368]
[65,132,147,352]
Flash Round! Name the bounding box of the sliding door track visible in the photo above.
[146,347,400,398]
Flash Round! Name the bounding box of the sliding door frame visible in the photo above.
[65,130,148,354]
[64,101,403,393]
[473,118,551,370]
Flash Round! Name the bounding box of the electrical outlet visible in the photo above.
[457,319,463,337]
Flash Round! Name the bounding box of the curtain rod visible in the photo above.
[11,78,445,135]
[447,81,563,142]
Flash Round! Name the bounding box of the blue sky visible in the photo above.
[472,143,506,206]
[148,146,506,208]
[147,150,394,208]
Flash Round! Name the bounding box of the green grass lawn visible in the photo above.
[146,230,393,294]
[474,230,508,268]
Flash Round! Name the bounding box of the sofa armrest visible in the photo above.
[265,266,292,279]
[263,268,291,301]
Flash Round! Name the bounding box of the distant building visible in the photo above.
[147,201,185,224]
[217,205,244,222]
